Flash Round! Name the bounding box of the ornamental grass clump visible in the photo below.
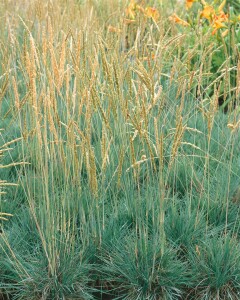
[100,231,190,300]
[189,236,240,299]
[0,0,239,299]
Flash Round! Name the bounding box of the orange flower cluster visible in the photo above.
[169,0,237,37]
[108,1,160,35]
[125,0,160,21]
[200,0,229,35]
[211,12,229,35]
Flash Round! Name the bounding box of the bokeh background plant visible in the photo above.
[169,0,240,111]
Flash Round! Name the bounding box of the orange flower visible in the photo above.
[211,11,228,34]
[169,13,190,26]
[214,11,228,23]
[125,1,145,19]
[125,1,136,19]
[145,7,160,21]
[212,19,227,34]
[200,5,215,20]
[186,0,194,10]
[212,20,226,34]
